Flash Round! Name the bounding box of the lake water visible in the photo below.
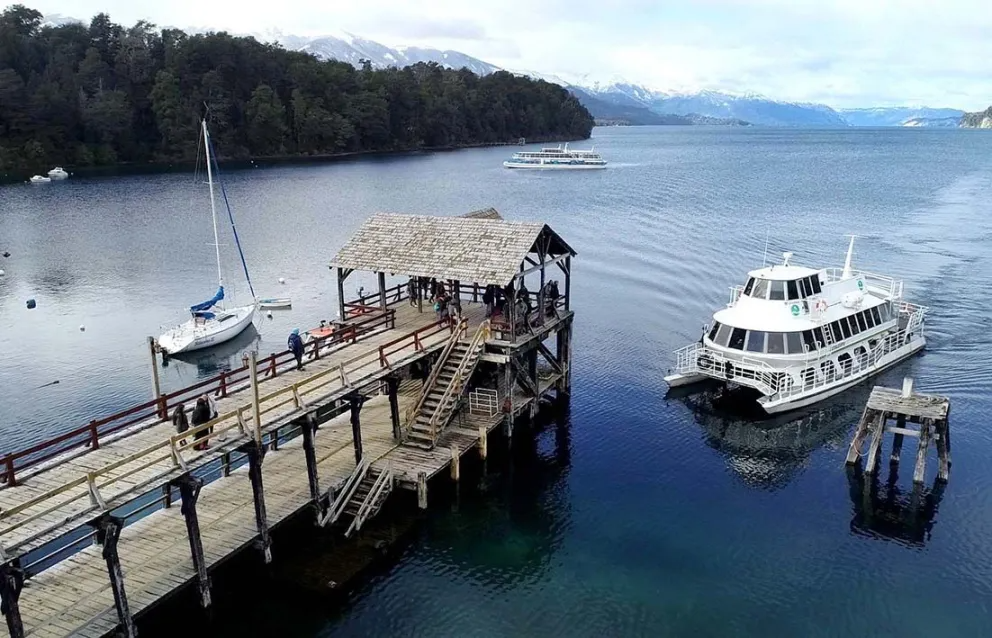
[2,126,992,636]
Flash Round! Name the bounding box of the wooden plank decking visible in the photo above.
[0,303,486,559]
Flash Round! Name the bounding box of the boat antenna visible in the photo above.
[842,234,856,279]
[761,231,769,267]
[202,118,224,290]
[207,132,257,300]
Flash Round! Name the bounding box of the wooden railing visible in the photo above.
[0,314,456,557]
[0,309,395,487]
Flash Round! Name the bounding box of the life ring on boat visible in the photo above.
[697,353,715,370]
[813,299,828,314]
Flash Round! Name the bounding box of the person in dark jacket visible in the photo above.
[288,328,305,370]
[191,396,212,451]
[172,403,189,444]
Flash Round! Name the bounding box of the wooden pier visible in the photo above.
[845,377,951,484]
[0,209,576,637]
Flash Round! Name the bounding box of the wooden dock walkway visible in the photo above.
[0,210,577,637]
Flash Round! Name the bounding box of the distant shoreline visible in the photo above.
[0,135,587,185]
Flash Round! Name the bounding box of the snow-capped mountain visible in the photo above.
[901,116,962,128]
[839,107,965,127]
[262,30,499,75]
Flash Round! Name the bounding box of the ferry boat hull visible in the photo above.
[503,161,607,170]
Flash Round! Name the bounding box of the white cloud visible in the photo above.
[9,0,992,108]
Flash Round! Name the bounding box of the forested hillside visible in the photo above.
[0,6,594,173]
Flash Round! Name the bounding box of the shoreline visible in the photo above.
[0,135,588,184]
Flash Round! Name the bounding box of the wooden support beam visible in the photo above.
[337,267,347,321]
[864,411,886,474]
[417,471,428,509]
[0,561,24,638]
[845,407,873,465]
[349,393,365,464]
[890,414,907,463]
[377,272,387,311]
[478,424,488,460]
[936,418,951,482]
[94,516,137,637]
[536,341,564,375]
[148,336,165,420]
[301,414,325,524]
[563,255,571,311]
[249,351,262,445]
[913,418,933,485]
[450,446,460,482]
[171,474,211,608]
[386,376,401,441]
[244,442,272,563]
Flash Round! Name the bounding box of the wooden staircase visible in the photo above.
[405,321,489,450]
[320,458,394,536]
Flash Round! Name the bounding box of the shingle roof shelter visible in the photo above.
[330,210,575,331]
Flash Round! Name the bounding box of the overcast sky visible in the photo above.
[11,0,992,109]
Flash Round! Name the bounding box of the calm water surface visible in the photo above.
[2,127,992,636]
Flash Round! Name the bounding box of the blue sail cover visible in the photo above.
[190,286,224,313]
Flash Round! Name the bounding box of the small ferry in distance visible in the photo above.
[664,238,927,414]
[503,143,607,169]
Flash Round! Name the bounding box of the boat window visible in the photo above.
[715,324,732,346]
[810,275,822,294]
[801,367,816,386]
[786,332,803,354]
[828,322,841,343]
[750,279,769,299]
[821,360,836,381]
[812,328,825,348]
[728,328,747,350]
[746,330,767,352]
[801,330,818,351]
[840,318,852,339]
[871,306,882,325]
[838,352,853,374]
[856,312,868,332]
[847,316,860,336]
[743,278,755,296]
[863,309,874,328]
[708,322,721,341]
[769,281,785,300]
[798,278,809,298]
[787,280,799,300]
[767,332,786,354]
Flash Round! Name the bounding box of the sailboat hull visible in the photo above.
[158,305,256,355]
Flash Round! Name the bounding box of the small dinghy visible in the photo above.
[29,175,51,184]
[258,297,292,309]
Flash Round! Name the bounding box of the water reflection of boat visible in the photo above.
[846,464,944,547]
[675,384,864,489]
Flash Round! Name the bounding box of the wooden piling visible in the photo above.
[0,561,25,638]
[417,471,428,509]
[913,418,933,485]
[864,411,886,474]
[349,393,364,464]
[249,351,263,445]
[890,414,906,463]
[478,424,488,460]
[301,414,324,524]
[149,336,165,420]
[450,446,460,482]
[244,442,272,563]
[94,516,137,637]
[172,475,211,608]
[386,376,401,441]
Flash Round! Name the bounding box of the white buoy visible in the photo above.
[79,324,86,332]
[278,277,286,284]
[266,310,273,318]
[0,269,5,276]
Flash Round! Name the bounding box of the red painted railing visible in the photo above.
[0,308,395,487]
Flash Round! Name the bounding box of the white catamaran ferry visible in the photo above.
[664,238,927,413]
[503,144,607,169]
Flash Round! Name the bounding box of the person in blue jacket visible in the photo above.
[288,328,305,371]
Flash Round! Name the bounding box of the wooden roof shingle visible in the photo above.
[332,213,573,286]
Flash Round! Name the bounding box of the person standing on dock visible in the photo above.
[191,396,212,451]
[172,403,189,445]
[483,285,495,317]
[288,328,305,371]
[407,277,418,306]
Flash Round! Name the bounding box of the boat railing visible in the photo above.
[672,343,781,396]
[0,308,396,487]
[728,285,744,307]
[823,268,903,300]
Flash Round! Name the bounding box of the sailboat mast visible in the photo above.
[203,119,224,288]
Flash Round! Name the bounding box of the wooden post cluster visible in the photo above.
[846,379,951,485]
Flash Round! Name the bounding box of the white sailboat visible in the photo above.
[157,120,257,355]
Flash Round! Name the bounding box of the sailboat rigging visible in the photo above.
[157,120,257,355]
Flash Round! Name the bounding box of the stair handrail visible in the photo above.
[346,462,393,537]
[404,316,468,431]
[323,457,368,527]
[429,321,490,441]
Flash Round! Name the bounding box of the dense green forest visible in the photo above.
[0,5,594,173]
